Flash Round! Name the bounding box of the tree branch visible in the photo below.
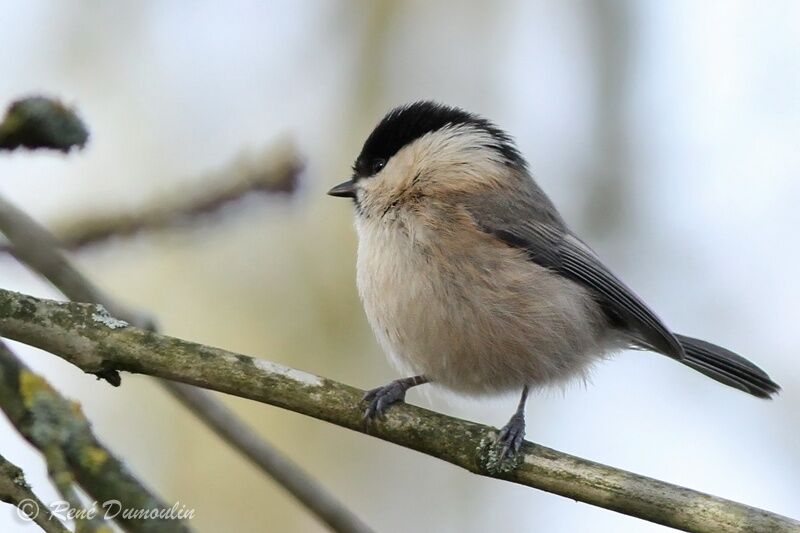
[0,193,373,533]
[0,453,70,533]
[167,383,373,533]
[0,340,190,533]
[39,439,107,533]
[50,142,302,250]
[0,290,796,533]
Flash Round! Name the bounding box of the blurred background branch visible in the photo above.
[0,289,797,533]
[582,1,632,240]
[50,142,303,250]
[167,384,373,533]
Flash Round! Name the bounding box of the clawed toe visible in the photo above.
[362,387,381,403]
[497,414,525,462]
[362,382,406,420]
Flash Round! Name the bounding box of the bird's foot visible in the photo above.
[496,413,526,463]
[362,380,409,420]
[486,413,525,473]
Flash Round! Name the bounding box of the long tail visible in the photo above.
[675,334,780,398]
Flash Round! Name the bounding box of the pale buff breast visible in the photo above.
[355,210,610,396]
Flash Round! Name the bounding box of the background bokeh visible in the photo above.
[1,1,798,531]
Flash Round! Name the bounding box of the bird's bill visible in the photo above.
[327,179,357,198]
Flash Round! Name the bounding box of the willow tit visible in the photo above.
[328,101,780,460]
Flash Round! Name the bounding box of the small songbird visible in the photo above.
[328,101,780,460]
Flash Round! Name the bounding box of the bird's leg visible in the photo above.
[363,375,429,419]
[497,386,529,461]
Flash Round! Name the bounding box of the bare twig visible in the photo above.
[0,195,153,326]
[0,453,70,533]
[0,290,797,533]
[168,383,374,533]
[51,142,303,249]
[0,194,373,533]
[0,341,190,533]
[0,96,88,153]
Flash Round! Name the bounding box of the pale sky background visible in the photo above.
[0,1,798,532]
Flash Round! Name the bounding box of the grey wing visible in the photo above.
[471,214,685,360]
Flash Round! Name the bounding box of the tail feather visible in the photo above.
[675,334,780,399]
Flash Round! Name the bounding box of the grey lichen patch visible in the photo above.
[12,469,27,488]
[252,358,323,387]
[479,431,522,474]
[220,352,324,387]
[0,457,28,490]
[19,370,86,447]
[91,305,128,329]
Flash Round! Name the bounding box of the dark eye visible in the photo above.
[371,158,386,174]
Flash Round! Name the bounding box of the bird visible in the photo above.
[327,101,780,461]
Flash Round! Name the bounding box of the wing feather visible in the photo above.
[474,216,684,359]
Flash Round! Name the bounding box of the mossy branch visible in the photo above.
[0,340,190,533]
[0,289,797,533]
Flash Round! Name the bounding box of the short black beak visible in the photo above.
[327,179,357,198]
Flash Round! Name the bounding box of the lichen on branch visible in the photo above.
[0,341,190,533]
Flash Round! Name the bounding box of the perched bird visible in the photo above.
[328,101,780,460]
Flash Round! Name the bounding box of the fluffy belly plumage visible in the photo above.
[356,217,611,395]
